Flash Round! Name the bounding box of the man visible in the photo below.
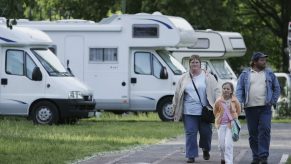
[236,52,280,164]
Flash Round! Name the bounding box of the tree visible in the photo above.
[137,0,239,30]
[20,0,117,21]
[0,0,25,19]
[238,0,291,72]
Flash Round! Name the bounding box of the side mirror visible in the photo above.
[67,59,74,75]
[67,67,73,76]
[160,67,168,79]
[32,67,42,81]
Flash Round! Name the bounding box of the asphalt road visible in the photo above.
[75,123,291,164]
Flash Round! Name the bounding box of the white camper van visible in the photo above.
[168,30,247,88]
[273,21,291,117]
[289,21,291,73]
[0,22,96,124]
[16,12,196,121]
[274,73,291,117]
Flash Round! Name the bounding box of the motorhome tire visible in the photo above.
[32,101,59,125]
[157,97,174,121]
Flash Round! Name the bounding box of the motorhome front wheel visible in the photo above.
[157,97,174,121]
[32,101,59,125]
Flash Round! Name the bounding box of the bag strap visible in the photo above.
[189,72,204,107]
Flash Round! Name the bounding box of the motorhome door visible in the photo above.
[0,48,44,115]
[130,50,171,110]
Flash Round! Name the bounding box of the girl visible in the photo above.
[213,82,241,164]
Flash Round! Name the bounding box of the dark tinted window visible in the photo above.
[133,24,159,38]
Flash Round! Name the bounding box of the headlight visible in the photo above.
[68,91,83,99]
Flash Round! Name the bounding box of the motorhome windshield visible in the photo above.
[31,48,72,76]
[211,60,236,79]
[157,50,186,75]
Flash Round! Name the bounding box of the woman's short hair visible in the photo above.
[189,55,201,66]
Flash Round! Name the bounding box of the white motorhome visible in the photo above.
[168,30,247,88]
[274,73,291,117]
[273,21,291,117]
[289,21,291,73]
[15,12,196,121]
[0,21,96,124]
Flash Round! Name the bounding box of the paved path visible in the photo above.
[76,123,291,164]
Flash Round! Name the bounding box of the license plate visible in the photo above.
[88,111,95,117]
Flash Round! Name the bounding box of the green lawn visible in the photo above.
[0,113,183,164]
[1,113,290,164]
[271,118,291,123]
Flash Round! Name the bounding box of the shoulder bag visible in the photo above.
[189,73,215,123]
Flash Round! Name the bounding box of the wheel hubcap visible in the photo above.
[37,107,52,122]
[163,103,174,119]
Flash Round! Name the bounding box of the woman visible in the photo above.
[213,82,241,164]
[172,55,220,163]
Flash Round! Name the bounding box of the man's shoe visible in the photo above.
[221,159,225,164]
[203,151,210,160]
[186,158,195,163]
[260,158,268,164]
[251,159,260,164]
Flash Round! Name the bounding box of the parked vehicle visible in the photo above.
[289,21,291,73]
[15,12,197,121]
[273,21,291,117]
[273,73,291,117]
[0,21,96,124]
[168,30,247,88]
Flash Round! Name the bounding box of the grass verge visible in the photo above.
[271,118,291,123]
[0,112,183,164]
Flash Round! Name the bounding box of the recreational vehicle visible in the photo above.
[168,30,247,88]
[274,73,291,117]
[273,21,291,117]
[289,21,291,73]
[15,12,196,121]
[0,21,96,124]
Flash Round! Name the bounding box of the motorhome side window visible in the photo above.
[89,48,118,63]
[153,56,163,78]
[134,52,163,78]
[6,50,37,79]
[230,38,246,49]
[188,38,209,49]
[132,24,159,38]
[26,55,38,79]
